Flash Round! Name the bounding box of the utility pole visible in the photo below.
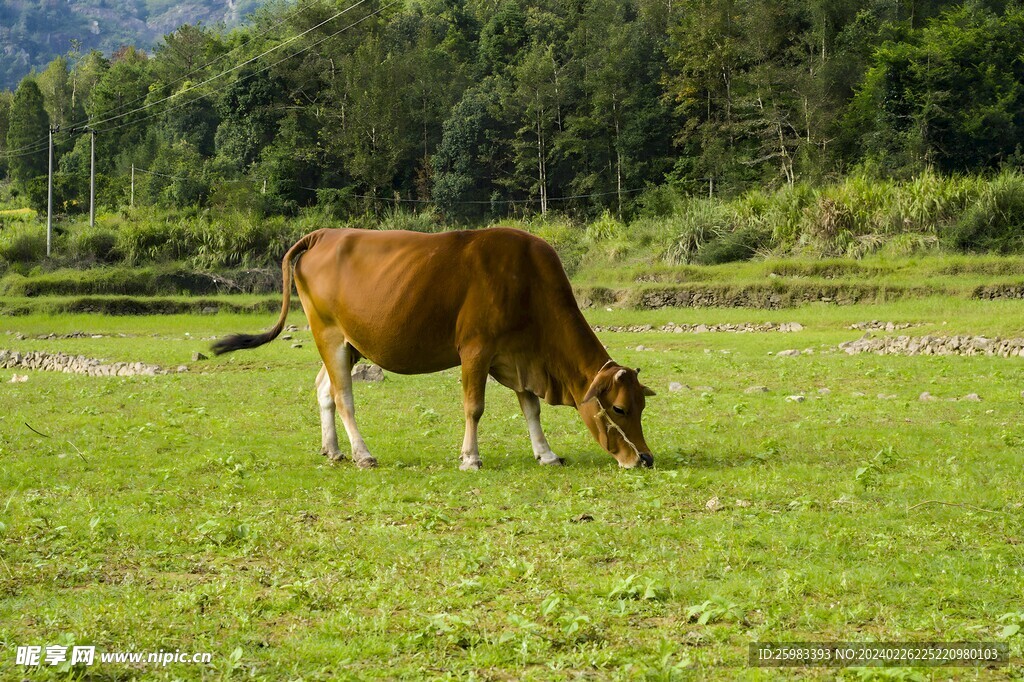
[88,128,96,228]
[130,164,135,208]
[46,125,58,257]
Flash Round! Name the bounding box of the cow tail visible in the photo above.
[210,230,321,356]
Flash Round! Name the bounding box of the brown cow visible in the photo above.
[212,227,655,469]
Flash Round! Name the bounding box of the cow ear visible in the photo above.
[641,384,656,397]
[635,367,641,375]
[583,372,612,403]
[614,369,627,382]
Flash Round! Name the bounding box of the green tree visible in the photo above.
[853,4,1024,173]
[6,78,50,207]
[0,90,13,176]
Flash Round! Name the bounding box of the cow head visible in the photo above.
[579,363,655,468]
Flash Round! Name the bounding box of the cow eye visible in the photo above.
[612,405,626,416]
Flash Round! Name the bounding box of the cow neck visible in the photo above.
[564,344,613,408]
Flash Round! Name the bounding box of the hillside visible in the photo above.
[0,0,265,89]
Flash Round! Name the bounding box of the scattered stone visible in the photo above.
[817,388,831,395]
[840,334,1024,358]
[9,374,28,383]
[848,321,924,332]
[201,306,218,315]
[352,363,385,382]
[919,392,936,401]
[668,381,685,392]
[636,344,648,351]
[852,391,866,397]
[191,351,208,362]
[744,385,769,394]
[963,393,982,402]
[281,334,293,340]
[571,513,595,523]
[786,395,805,403]
[776,349,801,357]
[176,365,189,373]
[286,324,299,332]
[877,394,898,400]
[0,349,165,377]
[695,385,715,393]
[291,343,303,349]
[735,499,751,508]
[591,321,806,334]
[705,496,723,512]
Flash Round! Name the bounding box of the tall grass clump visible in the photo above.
[662,200,770,265]
[946,171,1024,253]
[0,222,47,264]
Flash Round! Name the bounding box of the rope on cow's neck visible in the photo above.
[584,359,642,461]
[593,397,642,460]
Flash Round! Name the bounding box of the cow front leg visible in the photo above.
[459,350,490,471]
[516,390,562,465]
[316,364,345,461]
[326,343,376,468]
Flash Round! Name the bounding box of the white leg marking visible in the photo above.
[331,344,376,467]
[316,364,344,461]
[517,391,561,465]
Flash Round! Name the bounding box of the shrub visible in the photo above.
[945,171,1024,253]
[63,224,121,264]
[0,222,47,264]
[664,200,735,264]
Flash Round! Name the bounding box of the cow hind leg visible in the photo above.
[516,391,562,466]
[316,364,345,461]
[323,342,377,468]
[458,347,491,471]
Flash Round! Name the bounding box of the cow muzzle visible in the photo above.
[638,452,654,468]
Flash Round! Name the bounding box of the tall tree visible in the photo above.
[5,78,50,208]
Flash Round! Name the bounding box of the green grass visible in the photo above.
[1,301,1022,679]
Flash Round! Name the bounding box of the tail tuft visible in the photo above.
[210,332,273,356]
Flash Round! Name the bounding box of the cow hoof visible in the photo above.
[354,456,378,469]
[539,456,564,466]
[459,459,482,471]
[324,451,347,463]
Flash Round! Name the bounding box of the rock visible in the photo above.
[281,334,293,340]
[9,374,28,383]
[963,393,982,402]
[744,385,769,394]
[735,499,751,508]
[817,388,831,395]
[877,394,897,400]
[352,364,384,382]
[705,496,723,512]
[695,385,714,392]
[201,306,218,315]
[668,381,685,392]
[191,351,208,362]
[776,349,801,357]
[636,344,648,351]
[785,395,805,403]
[919,392,936,401]
[291,343,303,349]
[176,365,189,373]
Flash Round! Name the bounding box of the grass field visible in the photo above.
[1,298,1023,680]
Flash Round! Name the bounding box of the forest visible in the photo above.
[1,0,1024,264]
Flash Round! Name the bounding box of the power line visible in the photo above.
[95,0,397,135]
[79,0,328,127]
[90,0,371,131]
[0,0,350,158]
[302,187,646,205]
